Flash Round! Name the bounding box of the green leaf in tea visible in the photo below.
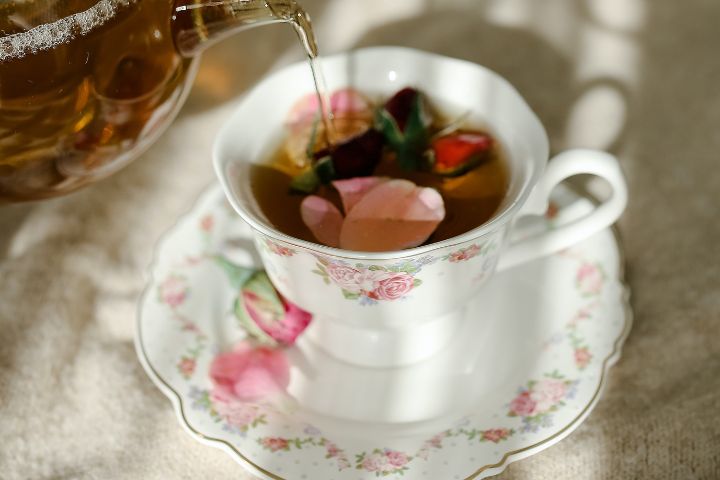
[290,167,320,193]
[289,155,335,193]
[375,87,431,171]
[314,155,335,184]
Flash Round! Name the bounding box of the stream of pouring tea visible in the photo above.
[273,2,337,147]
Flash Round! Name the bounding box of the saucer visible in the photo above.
[136,184,631,479]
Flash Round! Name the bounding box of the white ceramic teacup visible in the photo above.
[214,47,627,368]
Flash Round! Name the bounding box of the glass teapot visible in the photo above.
[0,0,316,201]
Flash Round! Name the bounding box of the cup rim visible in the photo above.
[213,46,548,261]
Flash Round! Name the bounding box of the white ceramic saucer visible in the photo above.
[136,184,631,480]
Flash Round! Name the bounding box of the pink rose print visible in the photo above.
[509,391,537,417]
[209,340,290,402]
[416,431,447,460]
[574,347,592,369]
[178,356,196,378]
[510,374,575,432]
[200,214,214,232]
[325,265,416,301]
[577,263,603,295]
[159,275,187,308]
[326,442,341,458]
[315,255,429,303]
[370,272,415,300]
[358,449,410,473]
[360,452,385,472]
[211,390,261,429]
[428,433,445,449]
[448,244,482,263]
[531,378,567,413]
[385,450,409,467]
[261,437,290,452]
[482,428,512,443]
[326,263,364,292]
[266,239,295,257]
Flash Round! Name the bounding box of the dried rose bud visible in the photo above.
[431,132,492,177]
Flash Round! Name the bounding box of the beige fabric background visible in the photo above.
[1,0,719,478]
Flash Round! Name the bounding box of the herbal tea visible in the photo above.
[249,87,510,251]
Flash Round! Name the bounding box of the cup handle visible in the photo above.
[496,149,628,271]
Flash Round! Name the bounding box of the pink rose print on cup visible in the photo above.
[369,272,415,301]
[314,256,432,304]
[576,262,604,296]
[446,243,483,263]
[158,274,188,308]
[326,263,365,290]
[264,239,296,257]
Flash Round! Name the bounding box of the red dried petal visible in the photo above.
[432,132,492,176]
[316,129,384,179]
[384,87,419,132]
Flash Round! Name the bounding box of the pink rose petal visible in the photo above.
[285,93,321,128]
[286,88,371,128]
[330,88,371,115]
[339,179,445,251]
[332,177,389,214]
[300,195,343,247]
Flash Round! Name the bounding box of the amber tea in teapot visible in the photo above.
[0,0,321,201]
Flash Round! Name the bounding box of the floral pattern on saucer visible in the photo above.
[137,186,630,480]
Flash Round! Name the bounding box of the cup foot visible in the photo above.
[302,308,465,368]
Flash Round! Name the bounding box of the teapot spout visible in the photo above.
[171,0,315,58]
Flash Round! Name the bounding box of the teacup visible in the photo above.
[214,47,627,367]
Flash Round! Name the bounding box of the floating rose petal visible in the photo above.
[332,176,389,214]
[209,340,290,402]
[300,195,343,247]
[339,179,445,251]
[330,88,372,116]
[286,88,372,128]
